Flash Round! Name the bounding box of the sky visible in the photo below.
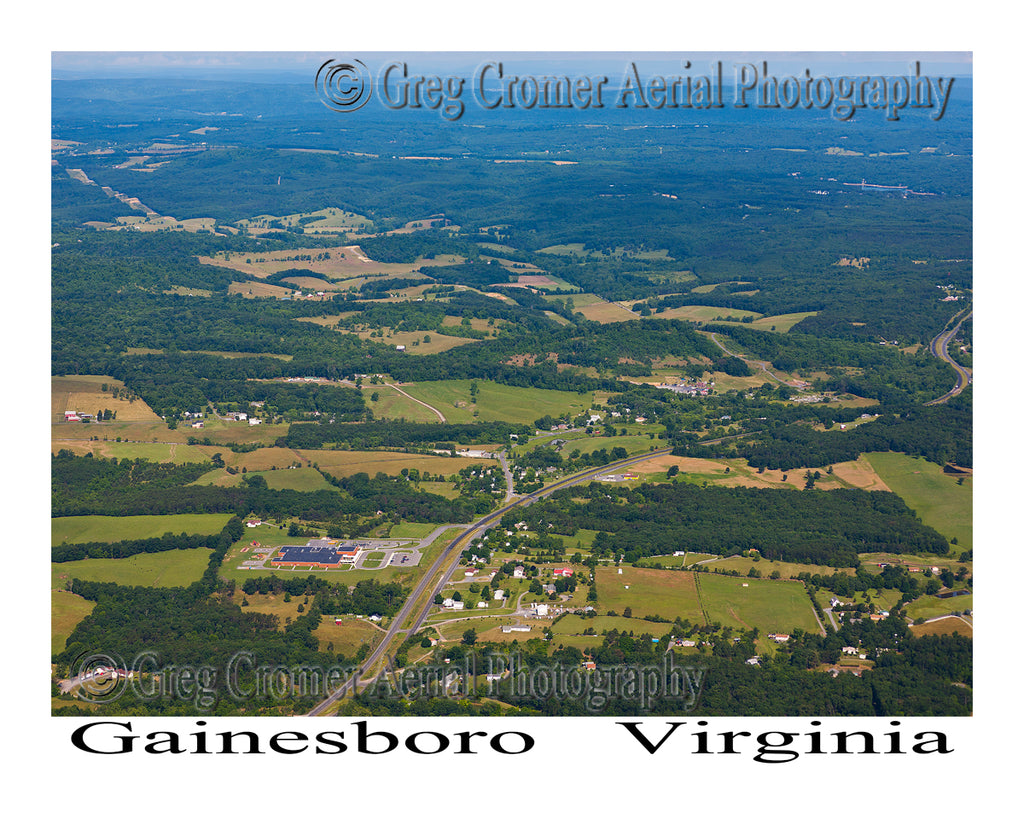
[51,50,973,82]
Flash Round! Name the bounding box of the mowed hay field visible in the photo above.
[368,386,448,424]
[910,616,973,639]
[52,590,96,654]
[865,452,972,551]
[52,375,162,424]
[52,513,234,545]
[595,566,819,634]
[697,574,820,633]
[398,380,593,425]
[312,450,494,479]
[596,566,704,621]
[51,549,213,588]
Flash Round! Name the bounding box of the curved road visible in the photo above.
[925,307,972,405]
[306,446,672,715]
[387,383,447,422]
[708,332,791,386]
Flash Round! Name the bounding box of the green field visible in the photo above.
[51,590,96,655]
[52,513,234,545]
[398,380,593,425]
[255,468,340,493]
[748,312,819,332]
[595,566,820,633]
[369,387,446,423]
[596,566,705,621]
[865,452,972,551]
[388,522,442,539]
[52,548,213,588]
[551,613,675,638]
[698,573,821,633]
[905,594,974,621]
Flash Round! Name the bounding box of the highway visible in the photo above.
[305,446,672,715]
[925,306,973,405]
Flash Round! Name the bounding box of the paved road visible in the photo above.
[496,451,516,502]
[709,332,791,386]
[305,447,673,716]
[924,307,972,405]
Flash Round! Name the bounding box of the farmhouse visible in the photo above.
[553,568,573,577]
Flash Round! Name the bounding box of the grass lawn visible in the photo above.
[52,548,213,588]
[864,453,972,551]
[388,522,442,539]
[52,513,233,545]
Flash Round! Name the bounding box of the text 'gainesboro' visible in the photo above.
[70,720,534,756]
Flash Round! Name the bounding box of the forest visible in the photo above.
[504,481,950,567]
[51,69,972,718]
